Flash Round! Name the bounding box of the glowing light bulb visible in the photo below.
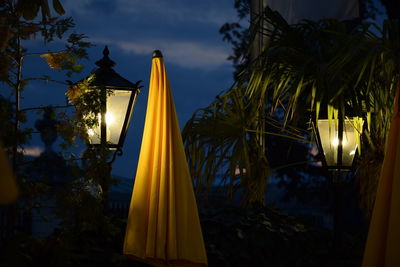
[342,138,347,146]
[332,137,347,147]
[105,112,114,125]
[87,128,95,136]
[332,138,339,147]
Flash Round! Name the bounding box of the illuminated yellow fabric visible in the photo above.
[362,86,400,267]
[0,140,18,204]
[123,54,207,266]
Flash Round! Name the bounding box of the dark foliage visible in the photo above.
[219,0,251,78]
[201,205,364,267]
[0,204,366,267]
[0,218,149,267]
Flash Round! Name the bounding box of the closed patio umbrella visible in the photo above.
[0,140,18,204]
[362,84,400,267]
[123,50,207,266]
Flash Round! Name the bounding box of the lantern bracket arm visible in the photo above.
[108,148,123,164]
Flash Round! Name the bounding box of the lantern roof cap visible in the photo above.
[88,46,136,88]
[88,68,136,88]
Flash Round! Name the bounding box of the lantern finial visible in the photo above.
[96,45,116,68]
[103,46,110,57]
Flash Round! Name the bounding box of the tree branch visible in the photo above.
[23,77,69,85]
[20,104,73,112]
[21,50,67,59]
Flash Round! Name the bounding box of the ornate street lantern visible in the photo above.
[76,46,142,152]
[312,113,364,170]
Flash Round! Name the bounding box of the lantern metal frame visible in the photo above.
[75,46,142,162]
[311,110,360,171]
[86,84,140,151]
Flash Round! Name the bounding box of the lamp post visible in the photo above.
[70,46,141,210]
[312,110,363,247]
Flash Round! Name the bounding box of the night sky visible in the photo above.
[21,0,238,178]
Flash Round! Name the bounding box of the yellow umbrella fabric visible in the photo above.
[123,50,207,267]
[0,140,18,204]
[362,85,400,267]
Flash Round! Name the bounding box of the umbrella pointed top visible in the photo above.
[152,50,163,58]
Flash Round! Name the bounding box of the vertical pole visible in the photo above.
[333,103,344,249]
[250,0,268,206]
[250,0,267,62]
[100,86,109,213]
[12,34,22,174]
[8,29,23,239]
[12,79,19,172]
[337,104,344,170]
[101,86,107,147]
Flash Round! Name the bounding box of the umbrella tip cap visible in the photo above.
[152,50,163,58]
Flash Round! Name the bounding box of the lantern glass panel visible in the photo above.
[106,89,132,145]
[317,118,363,167]
[87,116,101,145]
[87,89,133,147]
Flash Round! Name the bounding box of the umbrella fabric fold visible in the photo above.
[362,85,400,267]
[0,140,18,204]
[123,50,207,266]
